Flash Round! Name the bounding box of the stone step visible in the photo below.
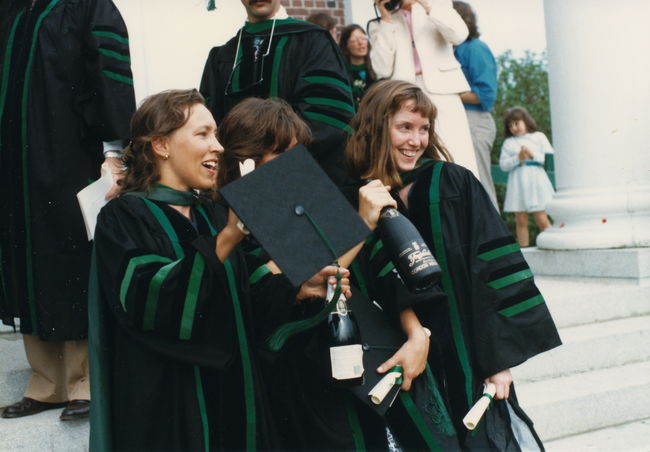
[512,314,650,382]
[545,417,650,452]
[534,275,650,328]
[516,360,650,441]
[0,408,88,452]
[0,331,30,408]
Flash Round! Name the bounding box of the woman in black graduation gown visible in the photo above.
[344,80,562,451]
[89,89,348,452]
[217,97,463,452]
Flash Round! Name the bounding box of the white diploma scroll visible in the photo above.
[77,163,113,241]
[368,369,402,405]
[463,383,497,430]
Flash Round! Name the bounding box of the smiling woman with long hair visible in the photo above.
[89,89,347,451]
[345,79,561,451]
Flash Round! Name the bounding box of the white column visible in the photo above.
[537,0,650,250]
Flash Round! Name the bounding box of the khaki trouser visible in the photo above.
[466,109,499,210]
[22,334,90,403]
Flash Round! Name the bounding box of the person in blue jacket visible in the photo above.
[453,1,499,209]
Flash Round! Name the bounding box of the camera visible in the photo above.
[383,0,402,11]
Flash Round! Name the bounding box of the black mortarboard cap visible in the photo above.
[219,144,370,287]
[349,289,455,451]
[346,289,403,415]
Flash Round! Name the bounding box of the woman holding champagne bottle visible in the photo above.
[344,79,562,451]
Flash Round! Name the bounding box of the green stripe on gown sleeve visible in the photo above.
[143,259,180,330]
[119,255,173,310]
[477,242,519,261]
[498,294,544,317]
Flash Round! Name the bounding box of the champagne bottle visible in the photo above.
[376,206,442,293]
[326,284,364,387]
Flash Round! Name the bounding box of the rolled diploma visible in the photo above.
[369,370,402,405]
[462,383,497,430]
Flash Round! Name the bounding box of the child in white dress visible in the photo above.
[499,106,554,247]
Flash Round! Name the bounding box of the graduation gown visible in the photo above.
[89,195,278,451]
[246,241,461,452]
[200,18,355,187]
[344,161,561,450]
[406,161,561,450]
[0,0,135,339]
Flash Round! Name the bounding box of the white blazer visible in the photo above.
[369,0,470,95]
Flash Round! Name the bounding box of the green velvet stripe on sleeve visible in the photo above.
[303,111,354,134]
[486,269,533,289]
[91,30,129,44]
[248,264,271,285]
[143,259,181,330]
[120,255,173,311]
[102,69,133,86]
[305,97,355,114]
[477,243,520,262]
[303,75,352,93]
[98,47,131,63]
[498,294,545,317]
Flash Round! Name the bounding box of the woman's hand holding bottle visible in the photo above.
[358,179,397,230]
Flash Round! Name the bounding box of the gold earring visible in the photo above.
[163,153,169,160]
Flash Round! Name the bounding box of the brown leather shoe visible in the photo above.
[60,399,90,421]
[1,397,67,418]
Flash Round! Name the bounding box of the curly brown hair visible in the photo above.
[119,89,206,195]
[345,80,452,188]
[216,97,311,189]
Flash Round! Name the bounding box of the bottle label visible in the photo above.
[330,344,364,380]
[397,241,437,275]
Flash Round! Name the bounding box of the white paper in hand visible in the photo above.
[77,164,113,241]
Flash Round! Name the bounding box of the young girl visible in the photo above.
[346,80,561,450]
[499,106,555,247]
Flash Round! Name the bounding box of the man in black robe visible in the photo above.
[0,0,135,420]
[200,0,355,186]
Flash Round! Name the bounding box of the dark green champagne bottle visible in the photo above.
[327,285,364,387]
[376,206,442,293]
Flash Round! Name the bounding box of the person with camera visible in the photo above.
[369,0,479,178]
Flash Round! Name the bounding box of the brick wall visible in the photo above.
[282,0,348,29]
